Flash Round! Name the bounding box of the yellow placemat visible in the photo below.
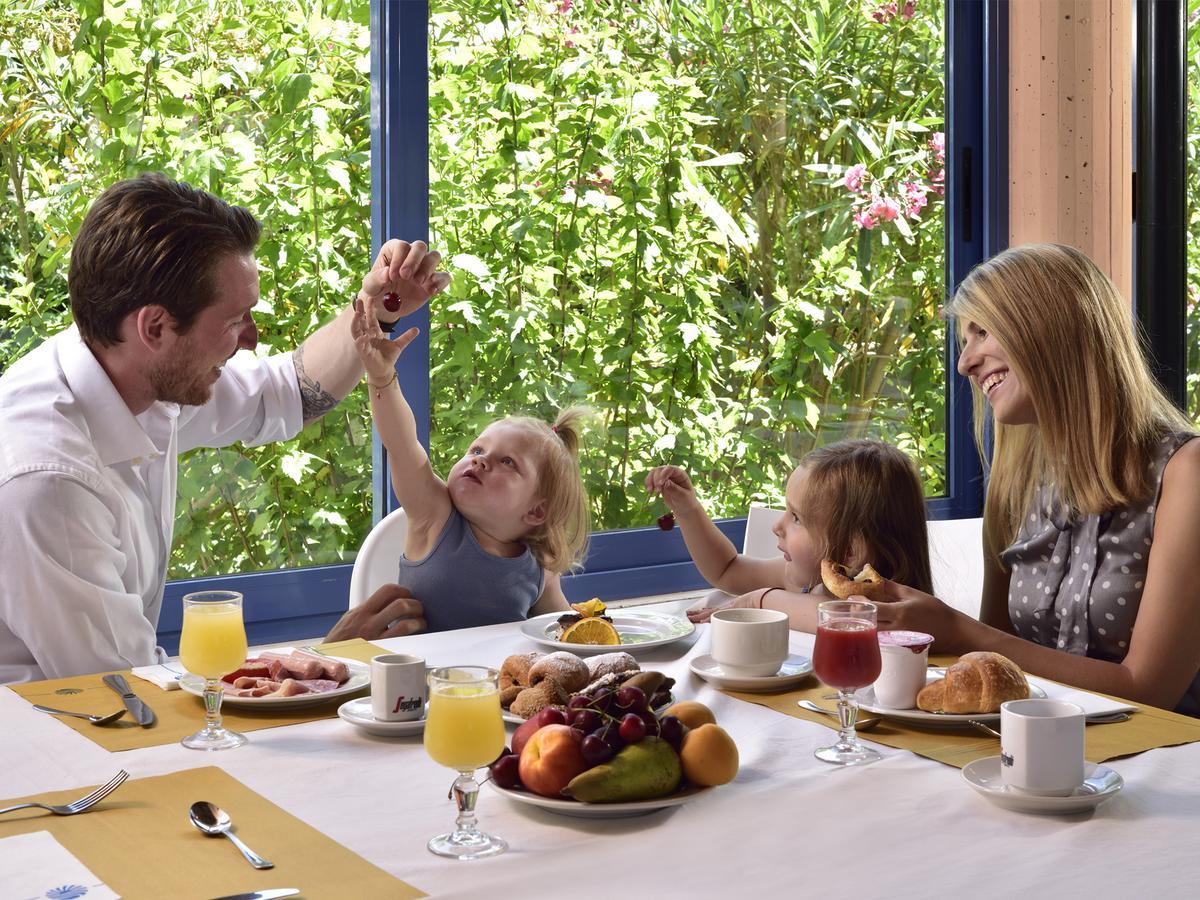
[0,766,424,900]
[727,656,1200,768]
[7,640,387,752]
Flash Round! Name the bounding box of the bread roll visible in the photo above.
[821,559,885,602]
[499,652,543,708]
[527,651,590,693]
[916,651,1029,713]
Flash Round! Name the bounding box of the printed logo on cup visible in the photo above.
[371,653,427,722]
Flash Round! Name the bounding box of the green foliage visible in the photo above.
[0,0,374,578]
[428,0,946,528]
[1,0,947,579]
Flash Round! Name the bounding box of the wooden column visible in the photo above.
[1008,0,1133,302]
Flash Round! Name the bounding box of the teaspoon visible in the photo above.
[797,700,883,731]
[189,801,275,869]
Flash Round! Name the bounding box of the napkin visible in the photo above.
[129,660,185,691]
[1030,679,1138,717]
[0,831,119,900]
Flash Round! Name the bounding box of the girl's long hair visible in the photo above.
[500,407,592,574]
[801,439,933,593]
[945,243,1193,559]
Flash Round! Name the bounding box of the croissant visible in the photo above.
[499,652,543,707]
[916,651,1030,713]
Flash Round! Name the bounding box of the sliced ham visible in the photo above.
[295,678,341,693]
[273,678,312,697]
[222,660,273,684]
[225,678,283,697]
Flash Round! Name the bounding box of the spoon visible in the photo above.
[188,801,275,869]
[797,700,883,731]
[32,704,127,726]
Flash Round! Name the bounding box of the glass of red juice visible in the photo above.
[811,599,883,765]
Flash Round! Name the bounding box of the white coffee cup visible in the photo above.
[1000,698,1085,796]
[872,631,934,709]
[371,653,427,722]
[710,608,790,678]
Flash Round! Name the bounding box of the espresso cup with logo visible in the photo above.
[872,630,934,709]
[709,608,790,678]
[999,699,1085,796]
[371,653,427,722]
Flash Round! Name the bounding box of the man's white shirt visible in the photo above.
[0,326,302,682]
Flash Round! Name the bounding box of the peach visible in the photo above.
[511,716,544,758]
[518,724,589,798]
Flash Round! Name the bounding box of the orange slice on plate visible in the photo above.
[559,617,621,645]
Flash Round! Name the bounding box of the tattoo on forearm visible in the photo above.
[294,344,338,423]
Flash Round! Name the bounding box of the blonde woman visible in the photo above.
[880,244,1200,714]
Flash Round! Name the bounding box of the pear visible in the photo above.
[565,737,682,802]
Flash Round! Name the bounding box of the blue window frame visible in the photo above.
[158,0,1008,650]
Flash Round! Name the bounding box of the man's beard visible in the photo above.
[149,343,215,407]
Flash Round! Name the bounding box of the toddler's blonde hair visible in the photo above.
[499,406,591,573]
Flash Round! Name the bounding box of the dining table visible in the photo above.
[4,596,1200,899]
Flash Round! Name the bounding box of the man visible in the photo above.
[0,173,436,682]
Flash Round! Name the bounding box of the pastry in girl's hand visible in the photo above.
[527,651,590,693]
[821,559,885,602]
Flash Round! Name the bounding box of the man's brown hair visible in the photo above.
[68,173,261,346]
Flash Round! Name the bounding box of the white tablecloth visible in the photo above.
[4,600,1199,899]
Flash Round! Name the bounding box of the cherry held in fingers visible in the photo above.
[657,512,676,531]
[382,292,401,312]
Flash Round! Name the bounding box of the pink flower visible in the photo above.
[902,181,927,218]
[870,1,898,23]
[868,196,901,223]
[854,208,879,230]
[901,0,916,21]
[843,163,868,194]
[556,0,573,12]
[928,131,945,164]
[929,164,945,195]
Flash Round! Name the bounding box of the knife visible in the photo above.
[102,673,156,726]
[208,890,300,900]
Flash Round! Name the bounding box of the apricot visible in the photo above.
[664,700,716,730]
[679,723,739,786]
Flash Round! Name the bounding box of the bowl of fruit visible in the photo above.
[488,686,738,819]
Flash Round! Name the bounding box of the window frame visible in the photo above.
[159,0,1008,650]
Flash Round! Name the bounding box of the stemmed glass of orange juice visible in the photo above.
[424,666,507,859]
[179,590,249,751]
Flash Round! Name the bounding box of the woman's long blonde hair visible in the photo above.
[946,243,1193,559]
[499,407,592,574]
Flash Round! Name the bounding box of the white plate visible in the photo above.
[337,697,426,736]
[962,757,1123,815]
[489,782,713,818]
[689,654,813,693]
[519,610,694,655]
[180,656,370,709]
[855,669,1046,726]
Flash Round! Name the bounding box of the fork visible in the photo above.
[0,770,129,817]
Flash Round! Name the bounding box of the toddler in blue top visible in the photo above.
[352,296,590,630]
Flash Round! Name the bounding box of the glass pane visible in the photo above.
[0,0,373,578]
[429,0,947,532]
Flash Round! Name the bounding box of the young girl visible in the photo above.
[351,297,589,631]
[646,439,932,631]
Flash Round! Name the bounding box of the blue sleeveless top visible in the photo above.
[397,507,545,632]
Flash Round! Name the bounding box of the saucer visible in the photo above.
[337,697,426,736]
[688,653,813,692]
[961,756,1123,815]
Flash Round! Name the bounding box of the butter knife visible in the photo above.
[102,673,156,726]
[208,890,300,900]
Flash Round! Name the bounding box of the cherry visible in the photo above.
[616,685,647,711]
[490,753,520,789]
[619,712,647,743]
[537,706,568,727]
[636,710,660,738]
[657,512,676,531]
[659,715,684,750]
[567,695,591,710]
[595,722,625,752]
[571,709,603,734]
[581,734,615,766]
[382,292,401,312]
